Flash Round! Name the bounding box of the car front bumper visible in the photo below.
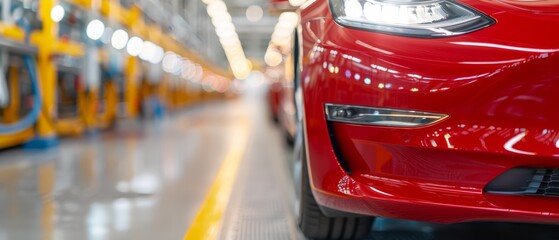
[300,0,559,224]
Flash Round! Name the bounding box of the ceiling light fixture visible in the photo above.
[202,0,251,79]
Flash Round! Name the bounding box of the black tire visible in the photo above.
[284,128,295,146]
[297,142,374,240]
[270,108,279,124]
[292,28,374,239]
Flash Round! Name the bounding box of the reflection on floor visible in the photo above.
[0,97,254,240]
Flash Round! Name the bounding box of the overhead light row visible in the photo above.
[48,5,231,93]
[52,5,164,65]
[162,51,229,93]
[84,18,165,65]
[52,4,164,65]
[265,12,299,67]
[203,0,251,79]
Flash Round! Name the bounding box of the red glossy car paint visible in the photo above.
[300,0,559,223]
[268,77,297,140]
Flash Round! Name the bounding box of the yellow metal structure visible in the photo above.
[98,81,118,128]
[31,0,61,139]
[95,49,118,129]
[80,90,98,129]
[100,0,141,29]
[0,23,25,41]
[100,0,143,119]
[0,65,35,148]
[0,128,34,148]
[0,0,230,149]
[53,40,85,57]
[0,23,34,148]
[124,56,139,118]
[3,66,19,123]
[30,0,86,138]
[69,0,93,9]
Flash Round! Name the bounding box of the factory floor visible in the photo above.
[2,88,559,240]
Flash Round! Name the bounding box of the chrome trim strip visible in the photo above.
[325,104,448,127]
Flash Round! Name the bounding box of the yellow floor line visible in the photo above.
[184,124,249,240]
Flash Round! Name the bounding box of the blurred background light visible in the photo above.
[211,13,232,26]
[50,4,65,23]
[246,5,263,23]
[207,1,227,18]
[162,52,183,75]
[264,11,300,67]
[150,46,165,64]
[126,37,143,56]
[264,48,282,67]
[86,19,105,40]
[139,41,157,61]
[203,0,251,79]
[111,29,129,50]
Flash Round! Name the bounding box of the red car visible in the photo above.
[267,52,298,144]
[294,0,559,239]
[267,79,283,123]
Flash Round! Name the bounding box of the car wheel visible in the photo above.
[291,28,373,239]
[284,128,295,146]
[269,107,279,123]
[295,128,374,240]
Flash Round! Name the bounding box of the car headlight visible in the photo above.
[329,0,495,37]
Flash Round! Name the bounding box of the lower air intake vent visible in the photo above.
[486,168,559,197]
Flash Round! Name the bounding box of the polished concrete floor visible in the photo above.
[0,90,288,240]
[2,88,559,240]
